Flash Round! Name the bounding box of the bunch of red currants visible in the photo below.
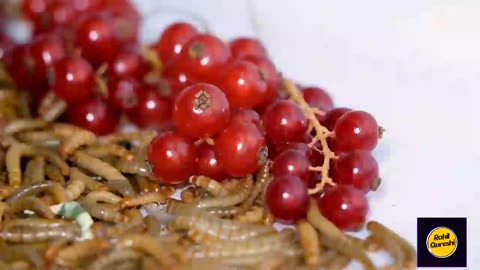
[1,0,382,232]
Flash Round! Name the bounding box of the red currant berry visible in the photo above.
[240,55,280,107]
[230,108,261,128]
[216,60,267,109]
[107,77,142,110]
[21,0,47,21]
[196,143,226,181]
[74,13,118,66]
[5,44,47,93]
[147,131,196,184]
[127,84,172,129]
[162,61,195,98]
[331,151,379,193]
[266,175,309,222]
[52,56,94,103]
[262,100,308,144]
[321,107,352,131]
[154,22,199,65]
[272,149,316,188]
[46,0,75,27]
[30,34,65,79]
[175,34,230,82]
[99,0,140,43]
[65,97,120,135]
[214,121,267,177]
[317,185,368,231]
[229,37,267,59]
[302,86,334,112]
[72,0,103,12]
[173,83,230,138]
[334,110,379,152]
[107,50,149,79]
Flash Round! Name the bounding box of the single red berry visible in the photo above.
[99,0,140,44]
[214,121,267,177]
[30,34,65,79]
[196,143,226,181]
[74,13,118,66]
[71,0,103,12]
[331,151,379,193]
[317,185,368,231]
[229,37,267,59]
[154,22,199,65]
[322,107,352,131]
[175,34,230,82]
[262,100,308,144]
[107,77,143,110]
[52,56,94,103]
[230,108,261,128]
[65,97,120,135]
[216,60,267,109]
[147,131,196,184]
[334,110,379,152]
[272,149,316,188]
[107,51,149,79]
[240,55,280,107]
[127,84,172,129]
[46,0,75,27]
[266,175,309,222]
[302,86,334,112]
[21,0,47,21]
[173,83,231,138]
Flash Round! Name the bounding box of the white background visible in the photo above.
[131,1,480,269]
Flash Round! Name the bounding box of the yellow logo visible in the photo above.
[426,226,458,258]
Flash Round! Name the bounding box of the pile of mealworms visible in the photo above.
[0,87,416,270]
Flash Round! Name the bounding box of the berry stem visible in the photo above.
[94,64,108,97]
[282,79,336,195]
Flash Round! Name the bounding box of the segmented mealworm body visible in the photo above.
[83,144,129,158]
[0,185,14,200]
[37,91,56,116]
[81,200,125,223]
[207,206,241,217]
[144,215,163,235]
[306,200,375,270]
[70,167,108,192]
[6,143,35,186]
[190,176,228,197]
[23,156,45,184]
[4,217,75,230]
[8,181,66,204]
[45,164,65,184]
[325,255,352,270]
[367,221,416,270]
[117,234,176,266]
[10,196,55,218]
[0,224,80,243]
[71,151,127,181]
[60,130,96,157]
[51,123,82,137]
[41,98,67,122]
[194,178,253,208]
[98,130,157,145]
[88,248,143,270]
[221,179,240,193]
[120,191,167,209]
[17,131,61,147]
[44,239,69,263]
[84,191,122,204]
[55,239,111,267]
[296,220,320,265]
[64,179,85,200]
[234,206,263,224]
[3,119,47,135]
[115,153,152,176]
[180,187,195,203]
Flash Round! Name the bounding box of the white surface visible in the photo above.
[133,1,480,269]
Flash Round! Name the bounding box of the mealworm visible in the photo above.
[102,210,146,239]
[84,191,122,204]
[36,147,69,176]
[6,142,36,186]
[367,221,416,270]
[23,156,45,184]
[242,162,271,208]
[117,234,176,266]
[65,179,86,200]
[262,210,275,226]
[3,119,47,135]
[51,123,82,137]
[296,219,320,265]
[37,90,56,116]
[88,248,143,270]
[0,225,80,243]
[105,178,136,197]
[190,175,229,197]
[8,181,66,204]
[306,199,375,270]
[207,206,241,217]
[98,130,157,145]
[8,261,30,270]
[45,164,65,184]
[69,167,108,192]
[40,98,67,122]
[55,239,111,267]
[222,179,240,193]
[120,191,167,209]
[0,185,14,200]
[180,187,196,203]
[60,130,96,158]
[234,206,263,224]
[115,152,152,176]
[4,217,75,230]
[10,196,55,219]
[194,178,253,208]
[83,144,129,158]
[170,213,276,241]
[325,255,352,270]
[81,200,126,223]
[44,239,69,263]
[17,131,61,147]
[144,215,163,235]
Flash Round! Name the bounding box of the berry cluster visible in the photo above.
[0,1,383,232]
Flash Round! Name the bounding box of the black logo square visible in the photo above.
[417,217,467,267]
